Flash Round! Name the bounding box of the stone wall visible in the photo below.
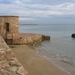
[0,16,19,39]
[12,33,43,45]
[0,16,50,45]
[0,35,27,75]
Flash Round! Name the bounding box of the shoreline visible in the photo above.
[10,45,64,75]
[35,45,75,75]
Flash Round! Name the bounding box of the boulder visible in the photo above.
[42,35,50,41]
[71,34,75,38]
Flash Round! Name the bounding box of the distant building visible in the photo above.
[0,16,19,44]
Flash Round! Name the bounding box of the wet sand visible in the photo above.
[10,45,63,75]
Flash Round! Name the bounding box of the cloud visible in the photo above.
[19,18,34,21]
[0,0,75,23]
[0,0,22,4]
[0,2,75,16]
[53,3,75,10]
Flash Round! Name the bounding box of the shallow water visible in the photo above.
[19,24,75,75]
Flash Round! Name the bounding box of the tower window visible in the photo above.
[6,23,9,32]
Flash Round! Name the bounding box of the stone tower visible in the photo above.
[0,16,19,44]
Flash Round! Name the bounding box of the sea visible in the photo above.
[19,24,75,75]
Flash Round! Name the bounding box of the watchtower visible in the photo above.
[0,16,19,44]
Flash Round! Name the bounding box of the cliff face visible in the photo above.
[0,35,27,75]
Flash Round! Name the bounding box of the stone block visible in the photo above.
[7,34,13,39]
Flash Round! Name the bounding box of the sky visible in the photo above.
[0,0,75,24]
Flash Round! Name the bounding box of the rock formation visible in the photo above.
[71,34,75,38]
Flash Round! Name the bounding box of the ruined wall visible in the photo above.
[0,16,19,39]
[0,35,27,75]
[13,33,43,45]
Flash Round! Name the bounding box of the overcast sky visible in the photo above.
[0,0,75,24]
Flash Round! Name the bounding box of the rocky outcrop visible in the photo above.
[42,35,50,41]
[71,34,75,38]
[0,35,27,75]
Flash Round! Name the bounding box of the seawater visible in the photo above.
[19,24,75,75]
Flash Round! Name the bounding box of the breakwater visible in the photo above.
[6,33,50,45]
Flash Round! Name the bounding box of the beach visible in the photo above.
[10,45,63,75]
[19,24,75,75]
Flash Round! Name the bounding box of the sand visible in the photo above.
[10,45,63,75]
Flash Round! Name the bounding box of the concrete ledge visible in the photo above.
[42,35,50,41]
[0,35,27,75]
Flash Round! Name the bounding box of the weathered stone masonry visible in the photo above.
[0,35,27,75]
[0,16,19,45]
[0,16,50,75]
[0,16,19,38]
[0,16,28,75]
[0,16,44,45]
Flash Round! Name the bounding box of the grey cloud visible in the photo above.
[21,0,75,5]
[0,0,20,4]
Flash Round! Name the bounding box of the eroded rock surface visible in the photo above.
[0,35,27,75]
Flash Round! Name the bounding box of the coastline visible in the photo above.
[11,45,63,75]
